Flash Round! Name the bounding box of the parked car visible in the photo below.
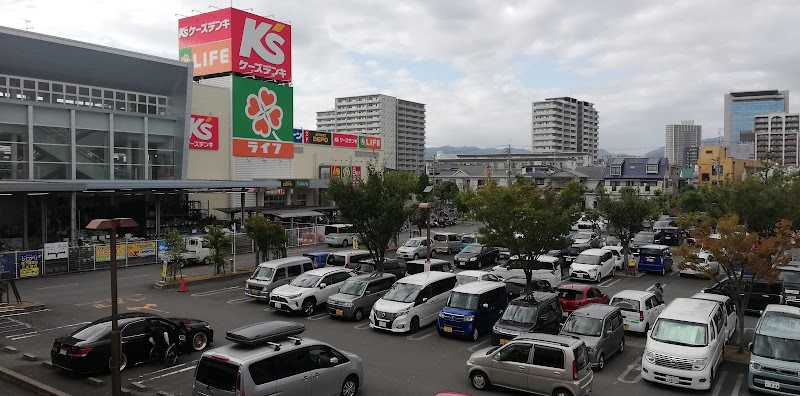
[269,267,353,316]
[327,250,372,269]
[630,231,656,255]
[503,276,555,300]
[497,247,511,260]
[636,244,674,276]
[192,321,363,396]
[655,226,682,246]
[438,281,508,341]
[490,254,563,288]
[572,231,602,248]
[702,276,786,313]
[604,235,621,247]
[652,218,677,233]
[245,257,315,300]
[691,292,738,344]
[460,234,478,251]
[396,237,434,260]
[600,245,625,270]
[558,284,610,318]
[467,333,593,395]
[779,265,800,307]
[323,223,359,247]
[569,248,617,282]
[303,252,331,269]
[560,304,625,370]
[679,251,719,278]
[748,304,800,394]
[564,243,591,266]
[406,258,455,276]
[353,258,407,280]
[454,243,499,269]
[610,290,665,333]
[328,273,396,321]
[52,313,213,374]
[641,298,725,390]
[370,272,458,333]
[491,291,562,345]
[456,270,502,286]
[433,232,462,254]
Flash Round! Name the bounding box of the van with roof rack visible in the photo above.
[192,321,364,396]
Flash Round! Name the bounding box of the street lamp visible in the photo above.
[85,218,138,396]
[419,185,435,262]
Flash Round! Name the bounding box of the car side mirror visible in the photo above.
[319,283,327,289]
[748,342,753,352]
[422,297,429,303]
[492,353,500,361]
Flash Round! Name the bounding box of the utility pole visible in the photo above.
[506,144,512,185]
[716,128,722,184]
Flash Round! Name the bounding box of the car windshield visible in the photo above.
[456,275,480,286]
[355,263,376,273]
[339,280,367,296]
[654,221,672,229]
[565,246,582,256]
[611,297,641,312]
[651,319,708,347]
[501,304,537,324]
[433,234,448,241]
[406,262,425,275]
[640,248,663,257]
[753,334,800,362]
[574,254,601,265]
[563,316,603,336]
[72,322,111,341]
[383,283,421,303]
[575,232,593,240]
[404,239,421,247]
[634,233,655,243]
[558,289,584,301]
[779,270,800,285]
[290,274,321,288]
[250,266,274,281]
[606,236,620,243]
[462,245,482,254]
[448,292,480,310]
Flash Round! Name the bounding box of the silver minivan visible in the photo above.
[245,257,314,300]
[327,250,372,269]
[560,304,625,370]
[433,232,462,254]
[328,273,397,321]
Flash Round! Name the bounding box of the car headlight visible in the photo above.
[439,312,446,318]
[469,257,477,261]
[644,350,655,363]
[750,361,761,371]
[468,356,476,364]
[587,346,596,353]
[397,308,410,316]
[205,324,212,330]
[285,293,303,300]
[464,315,475,322]
[692,358,707,371]
[340,301,353,307]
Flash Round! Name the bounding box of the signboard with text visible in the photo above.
[332,133,359,148]
[95,244,127,263]
[331,166,361,179]
[44,242,69,260]
[18,252,41,277]
[127,242,156,258]
[189,115,220,150]
[279,179,310,188]
[231,76,294,158]
[178,8,292,82]
[358,135,382,150]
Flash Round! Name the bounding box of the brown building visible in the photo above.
[697,146,761,187]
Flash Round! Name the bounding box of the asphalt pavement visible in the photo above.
[0,224,761,396]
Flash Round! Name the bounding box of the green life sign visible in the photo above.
[232,76,294,142]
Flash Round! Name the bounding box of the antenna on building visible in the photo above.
[208,5,223,10]
[22,18,33,31]
[191,9,205,14]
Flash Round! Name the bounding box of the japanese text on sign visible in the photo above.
[237,60,287,79]
[179,19,230,38]
[232,138,294,159]
[19,252,41,277]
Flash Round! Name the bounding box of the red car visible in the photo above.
[557,283,610,317]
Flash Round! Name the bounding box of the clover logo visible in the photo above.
[245,87,284,140]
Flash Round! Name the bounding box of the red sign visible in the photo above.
[189,115,219,150]
[332,133,359,148]
[231,138,294,158]
[352,166,362,178]
[178,8,232,47]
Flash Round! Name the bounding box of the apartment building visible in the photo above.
[753,112,799,167]
[665,120,702,167]
[531,97,599,157]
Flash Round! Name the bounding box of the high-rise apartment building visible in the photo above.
[532,97,599,157]
[316,94,426,173]
[724,90,788,159]
[665,120,702,168]
[754,112,799,167]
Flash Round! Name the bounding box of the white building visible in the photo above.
[754,112,799,168]
[316,94,425,173]
[665,120,702,168]
[532,97,599,157]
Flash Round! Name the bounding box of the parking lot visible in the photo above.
[0,226,760,396]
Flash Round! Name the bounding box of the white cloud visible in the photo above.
[1,0,799,154]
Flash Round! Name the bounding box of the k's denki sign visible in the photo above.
[189,115,219,150]
[178,8,292,82]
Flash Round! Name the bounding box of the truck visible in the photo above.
[178,236,211,267]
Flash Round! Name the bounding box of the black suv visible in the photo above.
[353,258,407,280]
[491,292,562,346]
[563,244,591,267]
[702,276,785,313]
[655,226,681,246]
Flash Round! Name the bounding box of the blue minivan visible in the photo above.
[437,281,507,341]
[303,252,331,268]
[636,244,673,276]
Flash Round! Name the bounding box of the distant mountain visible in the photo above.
[425,146,531,159]
[597,149,614,158]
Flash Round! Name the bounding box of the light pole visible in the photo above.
[85,218,138,396]
[420,185,435,262]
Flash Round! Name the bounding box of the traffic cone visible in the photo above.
[178,276,187,293]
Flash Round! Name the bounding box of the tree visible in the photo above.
[264,220,289,260]
[244,215,288,262]
[466,177,581,295]
[203,225,232,274]
[594,187,654,270]
[164,229,186,281]
[678,214,798,352]
[677,185,704,213]
[326,163,417,274]
[417,172,430,196]
[436,181,460,202]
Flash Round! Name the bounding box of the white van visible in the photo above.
[370,272,457,333]
[691,292,737,344]
[433,232,462,254]
[245,257,315,300]
[641,298,725,390]
[326,250,372,269]
[324,224,359,247]
[490,254,563,288]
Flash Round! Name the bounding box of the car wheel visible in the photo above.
[430,250,436,258]
[413,254,419,260]
[661,267,666,276]
[552,388,574,396]
[342,239,349,247]
[353,309,364,322]
[619,338,625,352]
[302,298,316,317]
[192,332,208,351]
[597,353,605,370]
[470,371,490,390]
[109,352,128,372]
[341,375,359,396]
[470,328,480,341]
[410,316,420,333]
[202,257,211,266]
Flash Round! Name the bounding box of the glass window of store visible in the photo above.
[114,115,146,180]
[32,107,71,180]
[147,118,176,180]
[75,112,110,180]
[0,102,29,180]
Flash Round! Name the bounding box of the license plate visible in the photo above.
[377,319,387,327]
[582,274,590,279]
[624,324,630,330]
[665,375,679,384]
[59,348,67,355]
[249,288,259,295]
[500,339,509,345]
[765,380,781,390]
[335,310,343,316]
[647,257,654,262]
[443,326,452,333]
[272,302,283,309]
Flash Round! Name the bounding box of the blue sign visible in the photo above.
[292,128,304,143]
[0,254,14,275]
[157,240,168,254]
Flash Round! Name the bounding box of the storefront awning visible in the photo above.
[264,209,324,218]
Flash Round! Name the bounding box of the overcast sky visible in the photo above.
[2,0,798,154]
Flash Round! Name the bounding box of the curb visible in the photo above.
[0,365,72,396]
[154,267,256,289]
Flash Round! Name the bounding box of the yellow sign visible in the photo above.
[18,252,41,277]
[95,244,127,262]
[353,240,358,250]
[127,242,156,258]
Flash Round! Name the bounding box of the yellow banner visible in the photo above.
[95,244,127,263]
[127,242,156,258]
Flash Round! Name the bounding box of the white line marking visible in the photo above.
[354,323,371,330]
[6,331,36,338]
[406,330,436,341]
[645,283,668,292]
[36,283,78,290]
[599,278,621,288]
[226,297,252,304]
[617,362,643,384]
[732,373,743,396]
[190,286,241,297]
[467,340,488,352]
[711,370,728,396]
[129,360,197,380]
[119,274,151,280]
[141,365,196,382]
[307,313,329,321]
[11,333,39,340]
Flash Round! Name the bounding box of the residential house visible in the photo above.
[696,146,761,187]
[601,157,678,196]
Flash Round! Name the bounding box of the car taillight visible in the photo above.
[235,370,243,396]
[572,360,579,380]
[639,311,644,321]
[66,347,93,357]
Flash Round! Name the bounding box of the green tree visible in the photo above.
[264,220,289,260]
[436,181,460,202]
[594,187,654,271]
[203,225,233,274]
[164,229,186,281]
[326,163,417,273]
[677,185,704,213]
[466,177,581,295]
[244,215,288,262]
[417,172,430,196]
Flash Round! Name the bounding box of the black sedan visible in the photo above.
[353,258,407,279]
[454,243,499,269]
[51,313,213,374]
[504,276,555,300]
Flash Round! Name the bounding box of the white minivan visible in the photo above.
[370,272,457,333]
[324,224,360,247]
[691,292,737,344]
[642,298,726,390]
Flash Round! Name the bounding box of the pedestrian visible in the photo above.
[653,282,664,302]
[627,257,636,276]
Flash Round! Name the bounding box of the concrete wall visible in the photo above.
[293,145,383,179]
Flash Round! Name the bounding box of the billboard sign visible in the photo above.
[44,242,69,260]
[352,166,362,178]
[178,8,292,82]
[306,130,332,145]
[0,253,15,276]
[358,135,382,150]
[95,244,127,263]
[189,115,220,150]
[127,242,156,258]
[332,133,359,148]
[231,76,294,158]
[18,252,41,277]
[279,179,310,188]
[331,166,342,178]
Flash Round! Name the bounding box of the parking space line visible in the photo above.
[407,329,436,341]
[35,283,79,290]
[467,340,488,352]
[732,373,743,396]
[598,278,621,288]
[141,365,196,382]
[616,361,642,384]
[226,297,252,304]
[307,313,329,321]
[190,286,241,297]
[5,331,36,338]
[119,274,150,280]
[711,371,728,396]
[669,270,678,276]
[354,323,371,330]
[129,360,197,381]
[40,322,91,332]
[10,333,38,340]
[645,283,668,292]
